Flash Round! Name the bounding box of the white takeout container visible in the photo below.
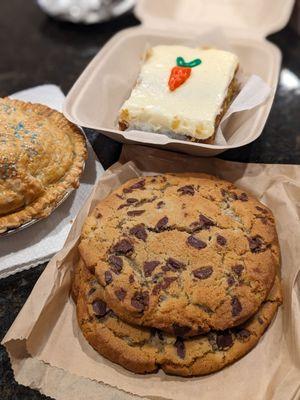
[64,0,295,157]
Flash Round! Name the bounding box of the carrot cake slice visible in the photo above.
[118,45,239,143]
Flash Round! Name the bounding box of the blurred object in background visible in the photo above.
[37,0,136,24]
[290,0,300,33]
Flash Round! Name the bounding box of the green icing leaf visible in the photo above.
[187,58,202,68]
[176,56,202,68]
[176,56,185,67]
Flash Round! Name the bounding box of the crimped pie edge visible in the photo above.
[0,98,87,233]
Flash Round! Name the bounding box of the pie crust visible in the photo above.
[0,98,87,233]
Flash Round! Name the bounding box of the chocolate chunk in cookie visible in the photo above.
[157,201,165,209]
[216,332,233,350]
[152,276,177,294]
[105,271,113,285]
[173,324,191,337]
[92,300,107,317]
[187,236,207,249]
[165,258,185,271]
[177,185,195,196]
[199,214,215,229]
[235,329,251,342]
[155,216,168,231]
[227,274,235,286]
[129,224,147,241]
[216,235,227,246]
[127,198,138,204]
[131,291,149,311]
[123,179,145,193]
[231,296,242,316]
[174,338,186,358]
[112,239,134,255]
[239,193,248,202]
[232,265,244,277]
[161,276,177,289]
[144,261,160,277]
[248,236,267,253]
[193,267,213,280]
[115,288,127,301]
[108,255,123,274]
[127,210,145,217]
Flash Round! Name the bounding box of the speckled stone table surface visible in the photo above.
[0,1,299,399]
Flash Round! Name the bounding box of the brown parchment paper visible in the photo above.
[3,145,300,400]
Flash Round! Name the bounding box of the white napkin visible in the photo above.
[0,85,104,279]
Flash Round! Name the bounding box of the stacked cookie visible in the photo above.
[73,174,282,376]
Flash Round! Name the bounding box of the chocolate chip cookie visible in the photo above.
[79,174,280,336]
[74,258,282,376]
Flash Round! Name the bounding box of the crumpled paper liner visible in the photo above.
[3,145,300,400]
[215,74,271,145]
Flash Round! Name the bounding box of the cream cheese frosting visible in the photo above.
[119,45,239,140]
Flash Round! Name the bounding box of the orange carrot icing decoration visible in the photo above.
[168,56,201,91]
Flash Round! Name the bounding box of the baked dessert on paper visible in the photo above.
[118,46,239,143]
[73,258,282,376]
[74,173,282,375]
[78,174,280,337]
[0,98,87,234]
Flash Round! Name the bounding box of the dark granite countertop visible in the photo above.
[0,1,299,398]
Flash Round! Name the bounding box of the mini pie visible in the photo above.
[0,98,87,233]
[78,174,280,337]
[118,45,239,143]
[73,257,282,376]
